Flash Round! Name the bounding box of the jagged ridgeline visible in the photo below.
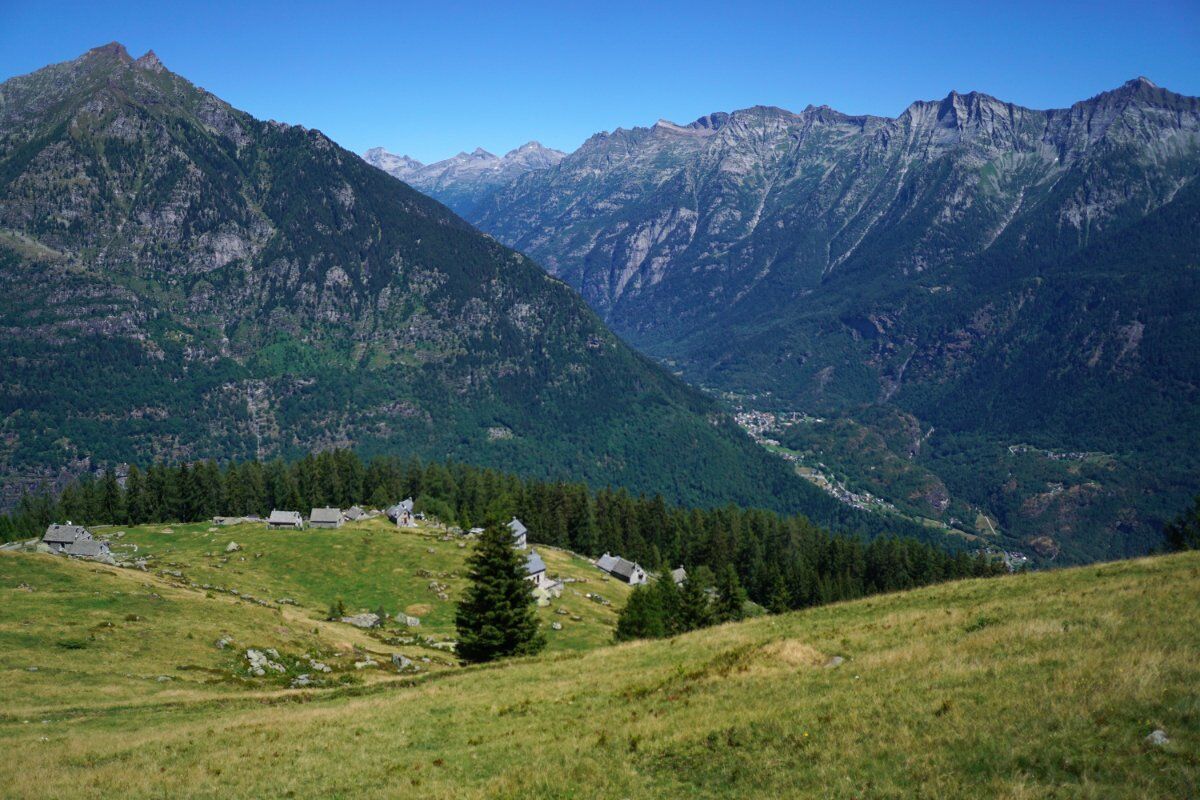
[0,43,871,525]
[409,80,1200,562]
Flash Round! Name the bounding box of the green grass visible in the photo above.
[1,544,1197,798]
[108,518,631,653]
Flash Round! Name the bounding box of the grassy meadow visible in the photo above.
[111,517,630,652]
[1,535,1197,797]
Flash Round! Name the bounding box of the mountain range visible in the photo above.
[363,141,565,218]
[0,43,866,528]
[386,79,1200,563]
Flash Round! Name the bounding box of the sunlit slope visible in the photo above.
[1,548,1196,798]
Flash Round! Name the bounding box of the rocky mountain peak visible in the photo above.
[83,42,132,63]
[135,49,165,73]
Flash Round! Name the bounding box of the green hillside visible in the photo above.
[2,545,1196,798]
[0,43,833,521]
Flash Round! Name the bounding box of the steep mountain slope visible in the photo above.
[363,140,564,218]
[0,43,847,519]
[434,80,1200,562]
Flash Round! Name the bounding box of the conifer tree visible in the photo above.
[714,563,748,623]
[98,470,125,525]
[455,522,545,663]
[614,584,666,641]
[652,572,683,634]
[125,464,151,524]
[677,566,714,632]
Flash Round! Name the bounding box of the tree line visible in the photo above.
[0,449,1005,612]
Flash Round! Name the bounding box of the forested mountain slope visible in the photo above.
[0,43,852,524]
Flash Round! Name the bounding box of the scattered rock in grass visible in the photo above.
[554,607,569,616]
[430,641,456,652]
[308,660,332,673]
[354,658,378,670]
[215,636,234,650]
[824,656,845,668]
[26,666,38,672]
[277,597,297,605]
[290,674,314,688]
[404,615,421,627]
[225,541,241,553]
[245,648,285,676]
[551,622,563,631]
[1145,729,1169,746]
[391,653,416,672]
[17,582,34,592]
[341,613,381,629]
[156,675,173,682]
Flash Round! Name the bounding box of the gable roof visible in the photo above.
[268,510,302,524]
[671,567,688,585]
[344,506,365,520]
[525,550,546,575]
[309,507,342,523]
[610,557,643,581]
[596,552,643,581]
[43,524,91,544]
[386,498,415,519]
[508,517,528,538]
[66,539,108,557]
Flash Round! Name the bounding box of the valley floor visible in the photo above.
[1,544,1197,798]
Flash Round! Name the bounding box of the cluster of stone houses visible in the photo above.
[41,523,111,560]
[251,503,412,531]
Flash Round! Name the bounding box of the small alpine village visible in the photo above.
[1,451,1007,671]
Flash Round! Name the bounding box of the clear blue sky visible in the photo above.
[1,0,1197,163]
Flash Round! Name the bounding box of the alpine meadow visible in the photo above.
[1,3,1198,798]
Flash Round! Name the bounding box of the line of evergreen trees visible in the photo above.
[0,449,1003,612]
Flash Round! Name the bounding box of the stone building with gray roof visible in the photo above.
[508,517,528,549]
[267,510,304,530]
[309,507,343,529]
[42,523,93,553]
[595,552,648,585]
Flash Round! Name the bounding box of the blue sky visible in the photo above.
[1,0,1197,163]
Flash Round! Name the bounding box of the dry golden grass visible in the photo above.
[1,549,1197,798]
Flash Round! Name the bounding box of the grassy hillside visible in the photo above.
[0,519,630,717]
[2,546,1197,798]
[113,517,631,653]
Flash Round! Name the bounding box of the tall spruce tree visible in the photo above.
[455,522,545,663]
[677,566,715,632]
[714,563,748,623]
